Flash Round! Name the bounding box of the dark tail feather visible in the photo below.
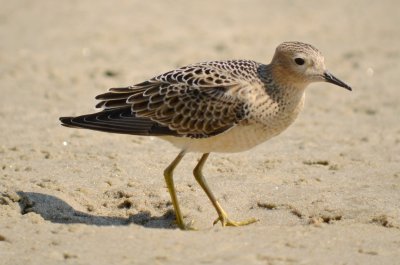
[59,107,176,136]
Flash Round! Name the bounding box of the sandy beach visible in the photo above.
[1,0,399,264]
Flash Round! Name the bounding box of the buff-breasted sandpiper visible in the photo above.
[60,41,351,230]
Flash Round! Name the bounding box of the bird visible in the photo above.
[60,41,351,230]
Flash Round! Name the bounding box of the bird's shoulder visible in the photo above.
[150,60,264,87]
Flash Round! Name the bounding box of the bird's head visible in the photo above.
[271,41,352,91]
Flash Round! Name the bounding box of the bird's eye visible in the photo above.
[294,58,305,65]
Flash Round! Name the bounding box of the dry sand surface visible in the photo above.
[1,0,400,264]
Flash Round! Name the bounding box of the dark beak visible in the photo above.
[324,71,352,91]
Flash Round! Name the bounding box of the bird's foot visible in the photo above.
[213,214,258,227]
[175,219,197,231]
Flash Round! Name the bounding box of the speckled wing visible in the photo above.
[95,61,261,138]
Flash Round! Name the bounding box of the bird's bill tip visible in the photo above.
[324,71,352,91]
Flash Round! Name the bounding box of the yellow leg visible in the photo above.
[164,150,194,230]
[193,153,258,227]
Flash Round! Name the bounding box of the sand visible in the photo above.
[1,0,399,264]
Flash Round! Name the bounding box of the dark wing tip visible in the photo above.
[59,116,77,128]
[58,109,180,137]
[60,116,72,123]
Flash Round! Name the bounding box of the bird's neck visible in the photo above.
[258,64,307,103]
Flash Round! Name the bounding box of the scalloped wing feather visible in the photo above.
[95,60,262,137]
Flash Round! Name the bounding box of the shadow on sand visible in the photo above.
[16,191,176,229]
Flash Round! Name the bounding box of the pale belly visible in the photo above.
[160,123,284,153]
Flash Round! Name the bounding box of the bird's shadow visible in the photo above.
[16,191,176,229]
